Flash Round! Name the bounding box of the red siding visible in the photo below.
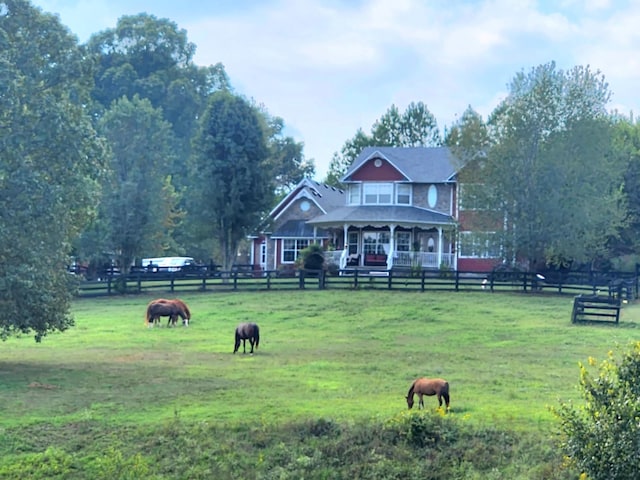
[350,158,406,181]
[458,258,501,273]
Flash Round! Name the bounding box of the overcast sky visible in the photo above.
[31,0,640,178]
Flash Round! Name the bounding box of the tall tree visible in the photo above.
[325,102,441,186]
[0,0,106,341]
[96,95,180,271]
[610,117,640,257]
[445,106,490,164]
[189,91,273,269]
[263,114,315,195]
[479,62,625,269]
[86,14,230,185]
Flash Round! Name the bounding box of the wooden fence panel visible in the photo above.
[75,268,639,302]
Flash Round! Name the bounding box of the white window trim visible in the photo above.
[396,183,412,205]
[458,231,500,259]
[281,238,311,264]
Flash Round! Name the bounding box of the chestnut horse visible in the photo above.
[233,322,260,354]
[406,377,450,411]
[145,298,191,327]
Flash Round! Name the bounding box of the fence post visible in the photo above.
[233,271,238,290]
[421,269,425,291]
[267,271,272,290]
[319,270,325,290]
[455,270,460,292]
[387,270,392,289]
[299,270,305,289]
[354,269,359,289]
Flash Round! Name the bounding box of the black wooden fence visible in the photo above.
[73,268,639,300]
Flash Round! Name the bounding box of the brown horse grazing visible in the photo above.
[145,299,190,327]
[154,298,191,326]
[406,377,450,411]
[233,322,260,354]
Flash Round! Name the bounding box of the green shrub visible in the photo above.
[554,342,640,480]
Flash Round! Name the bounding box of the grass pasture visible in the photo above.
[1,290,639,478]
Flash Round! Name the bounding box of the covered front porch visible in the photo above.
[308,204,457,272]
[322,224,456,271]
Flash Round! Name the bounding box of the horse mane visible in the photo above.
[406,380,416,399]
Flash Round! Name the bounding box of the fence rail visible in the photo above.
[73,268,639,300]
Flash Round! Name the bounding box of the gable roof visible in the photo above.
[269,178,345,221]
[343,146,459,183]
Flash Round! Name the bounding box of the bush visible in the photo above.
[553,342,640,480]
[298,244,325,271]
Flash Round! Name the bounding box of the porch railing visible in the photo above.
[392,251,455,269]
[324,250,344,267]
[323,249,455,270]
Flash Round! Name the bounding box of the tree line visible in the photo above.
[2,0,640,343]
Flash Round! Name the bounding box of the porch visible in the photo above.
[325,250,456,271]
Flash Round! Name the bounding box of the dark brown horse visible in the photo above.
[233,322,260,354]
[145,299,191,327]
[406,377,450,411]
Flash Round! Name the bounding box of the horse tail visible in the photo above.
[442,381,450,408]
[254,324,260,350]
[233,327,241,353]
[145,303,152,326]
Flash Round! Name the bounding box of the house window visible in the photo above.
[348,184,361,205]
[428,184,438,208]
[396,231,411,251]
[363,183,392,205]
[363,231,390,254]
[260,242,267,266]
[459,232,500,258]
[282,239,310,263]
[396,184,411,205]
[347,232,359,255]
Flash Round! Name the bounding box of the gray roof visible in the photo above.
[304,180,345,211]
[343,146,459,183]
[307,205,455,228]
[271,219,330,238]
[268,178,345,220]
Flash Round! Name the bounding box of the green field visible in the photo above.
[1,290,638,478]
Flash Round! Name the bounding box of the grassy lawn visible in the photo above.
[1,290,638,432]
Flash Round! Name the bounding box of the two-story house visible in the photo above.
[249,146,501,273]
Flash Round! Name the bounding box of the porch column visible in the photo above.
[343,224,348,249]
[388,224,396,269]
[272,238,277,271]
[437,227,443,267]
